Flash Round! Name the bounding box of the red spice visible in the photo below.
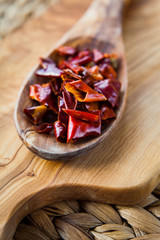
[24,46,121,143]
[35,123,53,133]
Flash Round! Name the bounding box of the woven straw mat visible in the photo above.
[13,183,160,240]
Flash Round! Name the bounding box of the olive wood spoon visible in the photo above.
[15,0,128,160]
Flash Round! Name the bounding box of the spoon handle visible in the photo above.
[58,0,125,44]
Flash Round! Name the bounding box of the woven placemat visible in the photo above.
[13,184,160,240]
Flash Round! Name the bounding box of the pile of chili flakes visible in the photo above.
[24,46,121,143]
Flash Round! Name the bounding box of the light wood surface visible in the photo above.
[0,0,160,239]
[15,0,128,160]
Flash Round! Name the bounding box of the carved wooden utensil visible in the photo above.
[3,0,160,239]
[15,0,128,160]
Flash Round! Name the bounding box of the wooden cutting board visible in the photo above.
[0,0,160,239]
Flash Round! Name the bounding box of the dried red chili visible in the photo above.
[67,116,101,143]
[24,105,47,124]
[63,109,100,125]
[100,102,116,120]
[65,80,107,102]
[94,79,121,107]
[93,49,104,63]
[54,121,67,142]
[35,123,53,133]
[58,96,69,125]
[85,102,99,112]
[88,65,103,81]
[62,88,77,110]
[50,77,62,95]
[56,46,77,56]
[36,58,63,77]
[24,46,121,143]
[29,83,58,113]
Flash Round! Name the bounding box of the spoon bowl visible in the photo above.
[14,0,128,160]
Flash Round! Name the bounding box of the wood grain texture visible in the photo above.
[0,0,160,239]
[14,0,128,160]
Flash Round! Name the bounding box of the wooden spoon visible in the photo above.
[14,0,128,160]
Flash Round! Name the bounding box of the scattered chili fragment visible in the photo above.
[67,116,101,143]
[50,77,62,95]
[100,102,116,120]
[29,83,58,113]
[56,46,77,56]
[54,121,67,142]
[62,88,77,110]
[65,80,107,102]
[58,96,69,125]
[35,123,53,133]
[63,109,100,125]
[94,79,121,107]
[24,46,121,143]
[85,102,99,112]
[36,58,63,77]
[93,49,104,63]
[24,105,47,124]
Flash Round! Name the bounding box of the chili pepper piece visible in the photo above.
[101,102,116,120]
[62,88,77,110]
[93,49,104,63]
[94,79,121,107]
[63,109,100,125]
[54,121,67,142]
[109,78,121,92]
[108,53,119,70]
[69,50,92,65]
[88,65,103,81]
[103,53,109,58]
[88,65,99,74]
[72,55,92,65]
[63,69,82,80]
[56,46,77,56]
[85,102,99,112]
[65,80,106,102]
[67,116,101,143]
[29,83,58,113]
[58,60,83,74]
[35,123,53,133]
[99,61,117,78]
[36,58,63,77]
[24,105,47,124]
[58,96,69,125]
[78,50,91,58]
[50,78,62,95]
